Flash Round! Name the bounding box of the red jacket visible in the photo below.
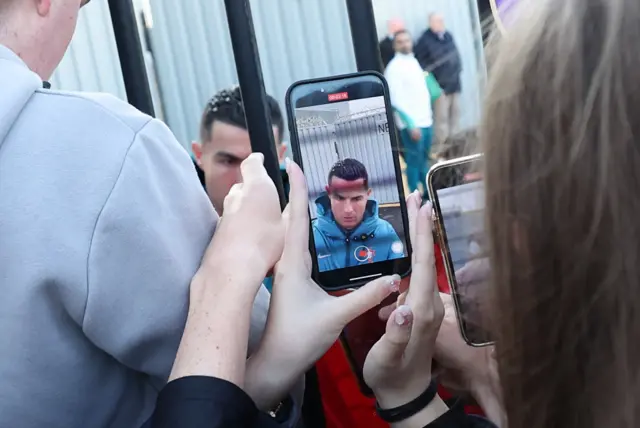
[314,244,483,427]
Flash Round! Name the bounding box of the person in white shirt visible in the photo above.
[384,30,434,197]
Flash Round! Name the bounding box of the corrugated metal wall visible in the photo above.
[147,0,485,149]
[146,0,357,148]
[299,108,399,218]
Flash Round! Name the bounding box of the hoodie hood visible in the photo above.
[0,45,43,148]
[314,193,380,238]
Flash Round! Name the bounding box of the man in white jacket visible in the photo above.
[0,1,300,427]
[384,29,434,197]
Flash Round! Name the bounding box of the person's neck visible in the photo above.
[1,25,51,80]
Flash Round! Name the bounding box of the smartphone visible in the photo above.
[427,154,493,346]
[286,72,412,291]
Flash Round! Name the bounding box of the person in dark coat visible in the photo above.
[414,12,463,154]
[378,18,405,69]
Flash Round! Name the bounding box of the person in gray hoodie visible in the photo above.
[0,1,300,427]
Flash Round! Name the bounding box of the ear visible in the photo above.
[192,142,203,166]
[36,0,52,17]
[367,188,373,197]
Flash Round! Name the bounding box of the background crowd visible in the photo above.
[379,14,464,198]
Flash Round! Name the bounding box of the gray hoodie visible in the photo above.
[0,45,286,427]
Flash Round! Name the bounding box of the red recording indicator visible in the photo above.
[328,92,349,102]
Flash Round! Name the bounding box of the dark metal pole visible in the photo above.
[345,0,384,73]
[223,0,286,209]
[108,0,155,117]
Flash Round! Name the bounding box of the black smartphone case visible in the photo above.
[285,71,412,291]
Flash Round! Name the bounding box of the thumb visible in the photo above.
[333,275,400,326]
[372,305,414,367]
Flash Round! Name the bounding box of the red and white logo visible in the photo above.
[328,92,349,102]
[354,246,376,263]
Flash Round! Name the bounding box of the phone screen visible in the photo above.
[429,156,492,346]
[287,73,411,290]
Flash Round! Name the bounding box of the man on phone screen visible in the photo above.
[313,159,404,272]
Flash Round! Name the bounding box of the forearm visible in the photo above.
[471,382,504,427]
[169,269,261,387]
[244,351,298,410]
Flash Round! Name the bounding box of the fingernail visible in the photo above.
[285,157,292,172]
[388,274,401,292]
[394,305,413,326]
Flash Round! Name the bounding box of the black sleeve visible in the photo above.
[424,400,497,428]
[450,35,463,74]
[150,376,281,428]
[414,34,431,70]
[379,39,394,69]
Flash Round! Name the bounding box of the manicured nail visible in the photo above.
[388,274,401,292]
[285,157,292,172]
[395,305,413,326]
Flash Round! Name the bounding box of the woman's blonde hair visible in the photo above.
[484,0,640,426]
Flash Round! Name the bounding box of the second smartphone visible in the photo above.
[286,71,412,291]
[427,154,493,347]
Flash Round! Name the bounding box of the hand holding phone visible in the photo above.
[363,200,445,410]
[244,159,399,410]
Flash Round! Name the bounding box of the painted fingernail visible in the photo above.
[395,305,413,326]
[388,274,401,292]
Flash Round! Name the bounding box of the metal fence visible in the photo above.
[299,108,399,217]
[142,0,485,148]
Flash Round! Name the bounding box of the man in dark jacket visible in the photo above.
[378,18,405,69]
[414,12,462,154]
